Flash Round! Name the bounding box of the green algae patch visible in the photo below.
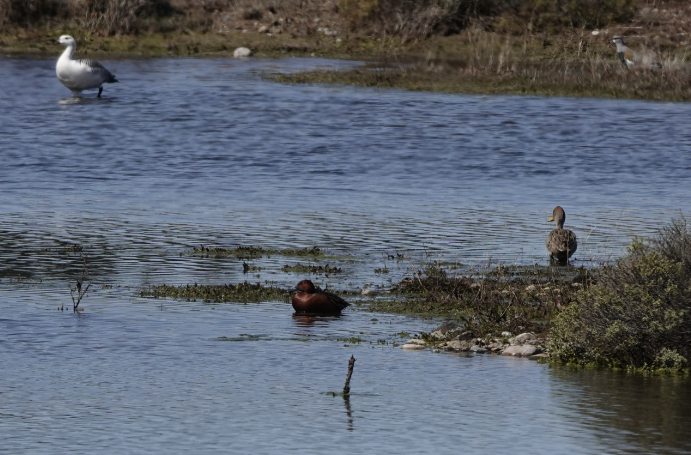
[281,263,342,275]
[140,281,291,303]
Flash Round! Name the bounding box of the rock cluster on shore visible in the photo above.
[400,322,549,360]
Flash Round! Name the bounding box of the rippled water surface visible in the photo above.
[1,55,691,454]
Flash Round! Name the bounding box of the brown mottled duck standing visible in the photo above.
[546,206,577,263]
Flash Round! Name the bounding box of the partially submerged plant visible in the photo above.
[70,256,91,312]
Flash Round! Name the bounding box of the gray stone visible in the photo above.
[233,47,253,57]
[449,331,474,341]
[429,322,458,339]
[501,345,543,357]
[446,339,473,351]
[401,343,425,350]
[470,345,487,353]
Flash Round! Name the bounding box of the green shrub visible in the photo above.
[549,219,691,372]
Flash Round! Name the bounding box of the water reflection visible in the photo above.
[550,366,691,454]
[343,395,354,432]
[292,313,345,327]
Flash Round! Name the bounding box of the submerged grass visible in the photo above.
[190,245,326,259]
[281,263,343,274]
[140,281,292,303]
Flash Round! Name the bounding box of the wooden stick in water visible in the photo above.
[343,355,356,395]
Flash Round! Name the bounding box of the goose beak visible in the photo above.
[548,217,554,222]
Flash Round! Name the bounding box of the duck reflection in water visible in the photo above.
[291,279,350,315]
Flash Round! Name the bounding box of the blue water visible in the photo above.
[1,55,690,454]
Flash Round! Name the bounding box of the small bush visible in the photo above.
[549,219,691,371]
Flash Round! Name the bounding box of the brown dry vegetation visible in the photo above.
[371,262,590,338]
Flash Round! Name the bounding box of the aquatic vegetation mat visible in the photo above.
[369,262,589,337]
[140,281,292,303]
[190,245,325,259]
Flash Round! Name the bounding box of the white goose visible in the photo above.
[55,35,118,97]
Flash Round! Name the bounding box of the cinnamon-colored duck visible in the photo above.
[546,206,578,263]
[292,279,350,315]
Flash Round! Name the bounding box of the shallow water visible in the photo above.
[1,55,691,453]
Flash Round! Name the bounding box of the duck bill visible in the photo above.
[548,217,554,222]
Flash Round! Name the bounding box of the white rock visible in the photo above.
[501,331,513,337]
[513,332,536,344]
[233,47,253,58]
[502,345,543,357]
[406,339,426,346]
[591,30,600,36]
[401,343,425,350]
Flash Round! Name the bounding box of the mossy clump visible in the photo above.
[140,281,291,303]
[549,219,691,372]
[281,263,342,274]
